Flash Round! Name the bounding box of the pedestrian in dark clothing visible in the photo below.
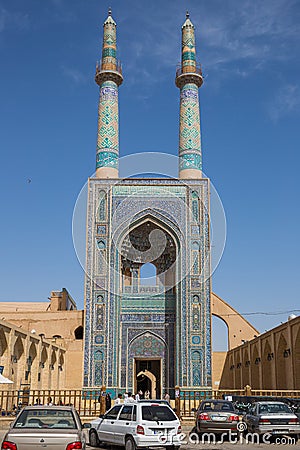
[105,393,111,411]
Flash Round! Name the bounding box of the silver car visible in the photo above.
[244,401,300,437]
[1,405,87,450]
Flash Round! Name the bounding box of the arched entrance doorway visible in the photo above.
[136,363,160,399]
[118,214,178,395]
[128,332,166,398]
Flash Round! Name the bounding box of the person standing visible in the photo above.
[164,392,170,403]
[115,393,123,405]
[126,392,135,403]
[105,393,112,411]
[144,390,150,399]
[98,388,106,415]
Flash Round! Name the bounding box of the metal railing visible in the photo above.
[0,388,299,419]
[0,390,101,418]
[178,389,300,418]
[176,64,202,78]
[96,60,122,76]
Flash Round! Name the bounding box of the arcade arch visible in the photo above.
[276,334,288,389]
[294,328,300,388]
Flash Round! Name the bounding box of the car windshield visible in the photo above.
[258,403,292,414]
[14,409,77,429]
[142,405,177,421]
[201,402,234,412]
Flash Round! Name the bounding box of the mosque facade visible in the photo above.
[83,11,212,397]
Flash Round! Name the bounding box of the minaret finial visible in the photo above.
[108,7,112,16]
[186,10,189,19]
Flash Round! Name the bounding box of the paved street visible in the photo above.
[1,426,299,449]
[88,441,299,449]
[86,425,299,449]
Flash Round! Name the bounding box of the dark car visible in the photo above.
[233,401,251,418]
[288,399,300,421]
[195,399,239,435]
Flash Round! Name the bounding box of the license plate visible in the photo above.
[153,429,164,434]
[272,430,289,434]
[211,416,227,422]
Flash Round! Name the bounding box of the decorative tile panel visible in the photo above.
[96,80,119,170]
[97,225,107,235]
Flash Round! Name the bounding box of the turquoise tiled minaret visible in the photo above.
[176,12,203,179]
[95,9,123,178]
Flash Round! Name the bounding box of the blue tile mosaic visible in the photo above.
[83,179,211,391]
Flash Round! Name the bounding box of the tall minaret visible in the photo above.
[95,9,123,178]
[176,12,203,179]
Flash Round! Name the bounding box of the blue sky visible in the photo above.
[0,0,299,350]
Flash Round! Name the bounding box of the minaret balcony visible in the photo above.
[175,64,203,88]
[95,60,123,86]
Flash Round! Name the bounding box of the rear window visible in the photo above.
[142,405,177,421]
[258,403,292,414]
[14,409,77,429]
[201,402,234,412]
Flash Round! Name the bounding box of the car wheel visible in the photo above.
[89,429,100,447]
[195,425,202,437]
[125,436,136,450]
[189,427,200,442]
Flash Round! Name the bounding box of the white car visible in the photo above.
[89,401,181,450]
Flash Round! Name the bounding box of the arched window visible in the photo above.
[140,263,156,286]
[98,191,106,221]
[192,350,202,386]
[74,326,83,340]
[96,294,104,303]
[192,191,199,221]
[192,241,201,274]
[96,240,106,274]
[94,350,103,361]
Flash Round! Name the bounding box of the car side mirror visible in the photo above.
[99,414,104,419]
[191,408,196,412]
[83,423,91,429]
